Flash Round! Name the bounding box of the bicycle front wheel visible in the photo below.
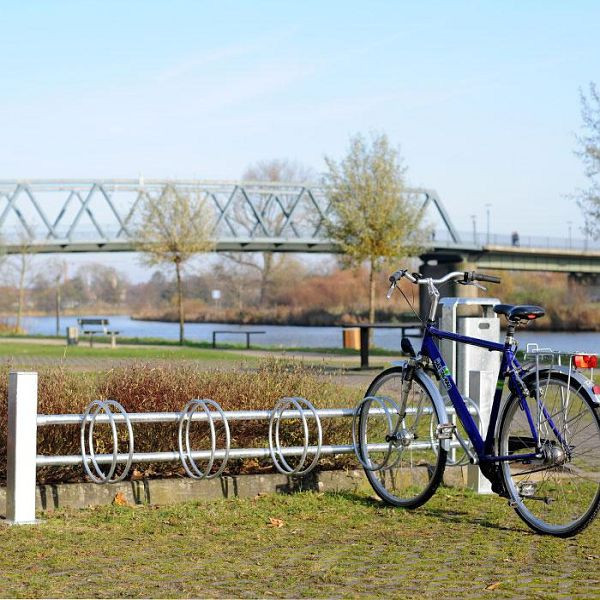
[499,376,600,537]
[359,367,447,508]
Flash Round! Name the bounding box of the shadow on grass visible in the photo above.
[419,506,524,533]
[330,489,524,533]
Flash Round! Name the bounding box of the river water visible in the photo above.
[17,315,600,354]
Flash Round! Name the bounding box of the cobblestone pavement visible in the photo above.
[1,489,599,598]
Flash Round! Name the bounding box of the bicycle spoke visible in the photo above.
[360,368,446,508]
[500,377,600,536]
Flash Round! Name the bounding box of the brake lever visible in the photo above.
[457,281,487,292]
[386,283,396,299]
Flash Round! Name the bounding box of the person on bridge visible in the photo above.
[511,231,520,247]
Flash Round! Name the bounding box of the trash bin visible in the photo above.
[342,327,360,350]
[438,297,501,493]
[66,326,79,346]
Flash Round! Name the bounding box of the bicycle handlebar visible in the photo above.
[388,269,501,287]
[472,272,501,284]
[387,268,502,316]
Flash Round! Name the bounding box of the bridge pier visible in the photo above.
[568,272,600,301]
[418,254,477,322]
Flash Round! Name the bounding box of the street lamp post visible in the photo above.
[567,221,572,249]
[485,203,491,245]
[471,214,477,244]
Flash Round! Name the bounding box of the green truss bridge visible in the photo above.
[0,179,598,274]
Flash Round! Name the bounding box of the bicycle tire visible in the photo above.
[498,375,600,537]
[359,366,447,508]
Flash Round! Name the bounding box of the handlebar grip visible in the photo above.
[388,269,406,284]
[473,272,501,284]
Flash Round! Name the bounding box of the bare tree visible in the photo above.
[324,133,425,326]
[9,234,36,333]
[224,159,315,306]
[576,83,600,237]
[48,259,68,336]
[132,184,214,344]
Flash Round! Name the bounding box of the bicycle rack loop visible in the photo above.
[352,395,402,472]
[178,399,231,480]
[268,397,323,476]
[431,397,482,466]
[80,399,134,484]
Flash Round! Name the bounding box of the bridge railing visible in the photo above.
[432,229,600,251]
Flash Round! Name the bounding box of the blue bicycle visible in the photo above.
[356,269,600,537]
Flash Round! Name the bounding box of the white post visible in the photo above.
[467,370,493,494]
[6,371,39,524]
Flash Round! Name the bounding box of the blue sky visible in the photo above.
[0,1,598,240]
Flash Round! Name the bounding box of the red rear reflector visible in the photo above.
[594,385,600,395]
[527,314,536,319]
[573,355,599,369]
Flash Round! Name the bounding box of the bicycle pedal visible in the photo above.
[435,423,456,440]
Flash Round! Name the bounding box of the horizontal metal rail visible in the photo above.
[36,403,470,468]
[36,405,473,426]
[37,407,358,426]
[37,441,464,468]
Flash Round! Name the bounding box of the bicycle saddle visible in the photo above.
[493,304,545,321]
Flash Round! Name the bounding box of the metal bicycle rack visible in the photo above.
[178,399,231,480]
[352,396,401,472]
[268,397,323,476]
[4,369,499,524]
[80,399,134,484]
[5,371,406,524]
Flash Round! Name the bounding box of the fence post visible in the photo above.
[6,371,39,524]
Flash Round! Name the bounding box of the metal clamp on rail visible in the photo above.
[268,397,323,476]
[352,395,401,472]
[178,399,231,480]
[80,399,134,484]
[432,398,482,467]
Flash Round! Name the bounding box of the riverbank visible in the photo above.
[6,314,600,353]
[131,306,418,327]
[132,307,600,332]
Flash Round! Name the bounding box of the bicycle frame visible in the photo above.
[419,323,564,464]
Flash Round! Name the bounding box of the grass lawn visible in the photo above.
[0,340,251,363]
[0,337,402,372]
[1,488,599,598]
[0,333,403,356]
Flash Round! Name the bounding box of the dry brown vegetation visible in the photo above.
[135,266,419,326]
[496,271,600,330]
[0,361,360,484]
[136,268,600,330]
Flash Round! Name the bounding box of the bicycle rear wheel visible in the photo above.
[359,367,447,508]
[498,376,600,537]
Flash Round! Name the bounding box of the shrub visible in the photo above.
[0,361,361,484]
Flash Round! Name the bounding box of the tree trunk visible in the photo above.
[258,252,273,305]
[16,255,26,333]
[368,260,376,346]
[175,258,184,345]
[55,276,61,337]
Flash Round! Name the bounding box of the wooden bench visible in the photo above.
[77,318,120,348]
[212,330,265,349]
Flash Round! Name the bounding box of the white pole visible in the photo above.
[467,370,493,494]
[6,371,39,524]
